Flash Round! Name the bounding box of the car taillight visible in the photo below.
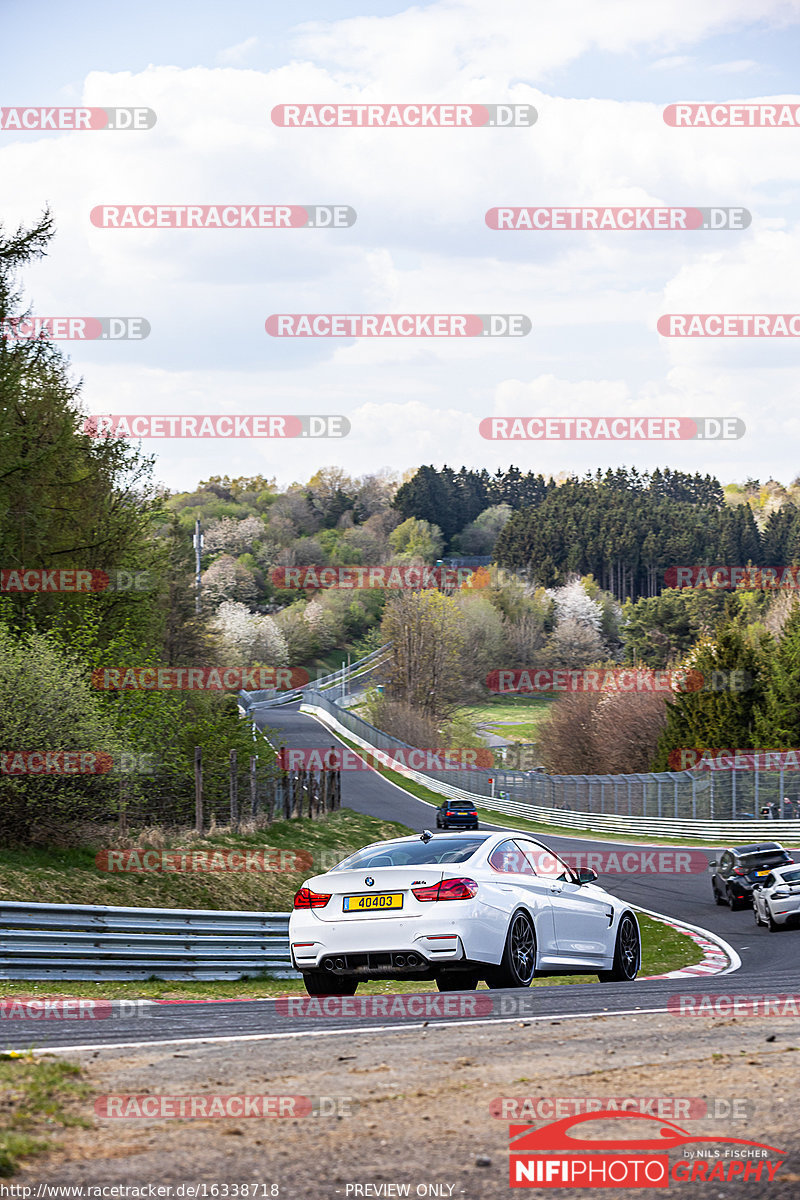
[412,877,478,902]
[293,886,331,909]
[732,867,746,876]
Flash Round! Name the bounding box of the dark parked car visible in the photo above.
[710,843,793,910]
[435,800,478,830]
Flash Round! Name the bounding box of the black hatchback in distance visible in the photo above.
[436,800,479,829]
[710,842,793,909]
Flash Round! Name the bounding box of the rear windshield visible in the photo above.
[779,868,800,884]
[740,852,792,870]
[447,802,476,809]
[332,838,485,869]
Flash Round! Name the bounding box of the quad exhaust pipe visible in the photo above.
[322,951,423,972]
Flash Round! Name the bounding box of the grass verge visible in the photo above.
[0,809,411,913]
[0,1054,90,1177]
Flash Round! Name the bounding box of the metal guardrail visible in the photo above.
[239,645,389,710]
[301,694,800,842]
[0,902,296,981]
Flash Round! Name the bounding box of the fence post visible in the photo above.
[119,777,128,838]
[230,749,239,829]
[250,755,258,818]
[194,746,203,834]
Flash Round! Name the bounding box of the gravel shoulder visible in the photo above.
[14,1011,800,1199]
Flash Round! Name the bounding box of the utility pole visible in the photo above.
[192,518,203,614]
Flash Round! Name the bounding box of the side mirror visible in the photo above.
[575,867,598,885]
[708,860,717,868]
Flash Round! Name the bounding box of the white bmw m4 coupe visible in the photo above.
[289,830,641,995]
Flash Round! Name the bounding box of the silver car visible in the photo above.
[753,863,800,930]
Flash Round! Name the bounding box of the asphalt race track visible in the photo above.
[4,701,799,1054]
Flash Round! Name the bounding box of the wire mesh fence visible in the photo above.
[0,758,342,844]
[303,691,800,824]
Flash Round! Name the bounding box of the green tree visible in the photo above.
[622,589,730,668]
[754,599,800,746]
[380,590,465,719]
[0,211,163,650]
[0,624,129,841]
[652,623,769,769]
[388,517,444,562]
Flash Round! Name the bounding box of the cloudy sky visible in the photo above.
[2,0,800,492]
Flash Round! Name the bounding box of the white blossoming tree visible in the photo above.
[211,600,289,667]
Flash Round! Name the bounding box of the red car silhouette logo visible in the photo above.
[510,1110,782,1155]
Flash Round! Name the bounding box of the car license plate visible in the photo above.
[343,892,403,912]
[756,869,771,876]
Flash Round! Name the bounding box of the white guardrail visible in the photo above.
[300,700,800,843]
[240,646,390,710]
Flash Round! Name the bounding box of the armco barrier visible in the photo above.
[300,696,800,842]
[0,901,734,985]
[240,645,389,710]
[0,902,296,981]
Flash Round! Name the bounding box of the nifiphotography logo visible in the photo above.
[508,1110,785,1188]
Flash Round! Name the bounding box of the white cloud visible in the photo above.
[217,36,260,66]
[3,0,800,489]
[709,58,762,73]
[651,55,694,70]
